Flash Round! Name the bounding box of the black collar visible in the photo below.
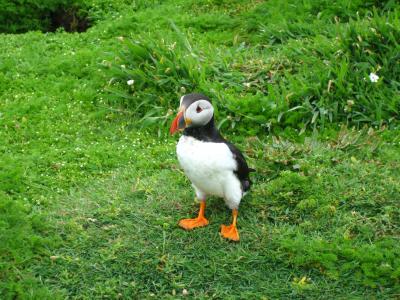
[183,117,224,142]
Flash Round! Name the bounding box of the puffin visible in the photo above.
[169,93,252,241]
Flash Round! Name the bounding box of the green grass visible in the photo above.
[105,0,400,134]
[1,0,400,298]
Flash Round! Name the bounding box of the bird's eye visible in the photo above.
[196,106,203,113]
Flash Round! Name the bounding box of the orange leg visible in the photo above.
[220,209,240,241]
[179,201,209,230]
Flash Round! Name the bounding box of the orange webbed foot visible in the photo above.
[220,223,240,241]
[179,216,209,230]
[220,209,240,241]
[179,201,209,230]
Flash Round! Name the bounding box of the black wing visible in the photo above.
[225,141,253,192]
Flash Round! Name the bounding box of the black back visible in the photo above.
[182,94,252,192]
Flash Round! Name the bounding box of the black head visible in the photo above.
[180,93,212,108]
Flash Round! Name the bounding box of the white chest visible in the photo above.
[176,135,238,198]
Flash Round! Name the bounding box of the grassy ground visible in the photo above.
[1,0,399,298]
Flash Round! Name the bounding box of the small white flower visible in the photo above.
[369,72,379,83]
[127,79,134,86]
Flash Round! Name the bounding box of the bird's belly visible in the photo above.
[185,167,227,197]
[176,136,237,197]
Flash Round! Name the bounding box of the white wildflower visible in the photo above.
[369,72,379,83]
[127,79,134,86]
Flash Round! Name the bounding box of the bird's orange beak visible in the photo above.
[170,110,185,135]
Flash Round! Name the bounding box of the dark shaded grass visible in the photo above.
[106,0,400,134]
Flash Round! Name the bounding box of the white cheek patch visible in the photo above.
[186,100,214,127]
